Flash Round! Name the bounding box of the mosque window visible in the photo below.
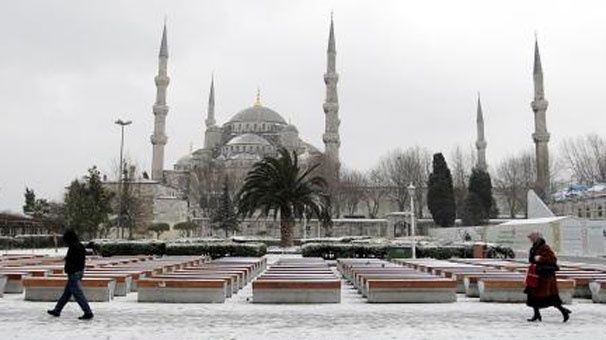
[598,206,603,218]
[578,208,583,218]
[586,206,591,218]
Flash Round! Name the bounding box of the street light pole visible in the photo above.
[115,119,132,239]
[407,182,416,259]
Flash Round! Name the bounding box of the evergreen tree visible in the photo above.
[211,177,240,238]
[461,168,498,226]
[427,153,456,227]
[64,166,113,239]
[23,188,50,219]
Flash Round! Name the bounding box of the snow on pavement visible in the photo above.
[1,253,605,339]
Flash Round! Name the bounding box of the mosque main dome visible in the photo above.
[228,104,287,125]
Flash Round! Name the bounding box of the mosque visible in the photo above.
[103,17,341,236]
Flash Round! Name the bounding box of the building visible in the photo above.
[104,16,341,236]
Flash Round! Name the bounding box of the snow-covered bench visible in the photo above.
[462,273,525,297]
[0,272,32,293]
[137,278,227,303]
[23,277,116,302]
[151,274,237,297]
[0,275,6,297]
[557,273,606,298]
[589,280,606,303]
[49,273,132,296]
[478,278,575,304]
[252,279,341,303]
[365,279,457,303]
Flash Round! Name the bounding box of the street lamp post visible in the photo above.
[407,182,416,259]
[115,119,132,239]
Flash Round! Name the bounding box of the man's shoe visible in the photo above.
[47,310,60,317]
[78,313,94,320]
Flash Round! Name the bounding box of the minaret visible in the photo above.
[322,14,341,178]
[475,93,487,171]
[531,36,550,200]
[203,76,221,153]
[150,23,170,181]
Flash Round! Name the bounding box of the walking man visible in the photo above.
[47,229,94,320]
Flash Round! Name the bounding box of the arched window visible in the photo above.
[586,206,591,218]
[598,205,603,218]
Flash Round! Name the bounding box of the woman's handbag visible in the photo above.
[524,264,539,292]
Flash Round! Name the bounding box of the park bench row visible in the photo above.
[338,258,457,303]
[452,258,606,303]
[0,255,208,301]
[252,257,341,303]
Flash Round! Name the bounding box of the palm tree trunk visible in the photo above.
[279,208,294,247]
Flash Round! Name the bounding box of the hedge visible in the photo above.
[93,240,267,258]
[0,234,66,249]
[302,242,515,260]
[166,242,267,258]
[96,241,166,256]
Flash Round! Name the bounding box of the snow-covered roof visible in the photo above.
[499,216,572,226]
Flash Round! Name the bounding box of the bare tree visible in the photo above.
[339,167,367,216]
[187,162,225,218]
[378,147,431,217]
[363,167,390,218]
[560,134,606,185]
[494,152,536,218]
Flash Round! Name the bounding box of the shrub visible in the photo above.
[166,242,267,258]
[0,236,17,249]
[14,234,66,249]
[302,243,391,259]
[96,240,166,256]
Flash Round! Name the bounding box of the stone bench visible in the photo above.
[462,273,525,297]
[182,266,251,284]
[23,277,116,302]
[252,279,341,304]
[176,269,246,289]
[478,278,575,304]
[137,278,227,303]
[356,274,436,297]
[86,268,147,292]
[49,273,132,297]
[0,275,6,297]
[0,272,32,293]
[152,274,237,297]
[589,280,606,303]
[365,279,457,303]
[557,274,606,298]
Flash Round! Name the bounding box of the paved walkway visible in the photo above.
[1,254,605,339]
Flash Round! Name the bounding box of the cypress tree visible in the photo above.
[427,153,456,227]
[462,168,498,226]
[211,177,240,238]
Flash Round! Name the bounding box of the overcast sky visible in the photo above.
[1,0,606,213]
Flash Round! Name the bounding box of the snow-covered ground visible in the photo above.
[1,251,605,339]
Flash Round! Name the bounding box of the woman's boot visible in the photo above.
[557,305,571,323]
[527,308,542,322]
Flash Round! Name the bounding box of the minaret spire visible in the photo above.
[203,75,221,152]
[150,22,170,181]
[531,35,550,200]
[475,93,487,171]
[323,14,341,178]
[205,75,215,127]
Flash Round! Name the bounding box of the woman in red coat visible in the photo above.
[524,231,571,322]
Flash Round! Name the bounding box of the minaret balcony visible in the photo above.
[150,134,168,145]
[153,105,169,115]
[323,73,339,83]
[323,102,339,113]
[154,75,170,86]
[532,132,550,143]
[531,99,549,111]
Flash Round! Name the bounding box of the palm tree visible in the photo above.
[237,148,331,247]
